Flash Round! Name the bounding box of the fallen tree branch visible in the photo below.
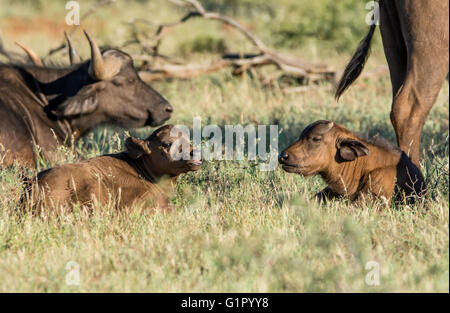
[138,54,272,81]
[137,0,336,85]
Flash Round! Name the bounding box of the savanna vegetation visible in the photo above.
[0,0,448,292]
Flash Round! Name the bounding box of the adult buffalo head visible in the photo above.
[44,31,173,129]
[0,31,174,168]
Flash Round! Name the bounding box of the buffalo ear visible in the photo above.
[52,83,105,117]
[53,93,98,117]
[124,137,151,159]
[337,139,369,161]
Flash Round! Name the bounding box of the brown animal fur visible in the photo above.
[23,125,202,214]
[336,0,449,168]
[0,32,173,169]
[279,120,425,203]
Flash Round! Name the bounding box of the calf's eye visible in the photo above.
[163,142,171,149]
[312,137,322,143]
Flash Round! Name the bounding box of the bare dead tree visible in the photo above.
[135,0,337,87]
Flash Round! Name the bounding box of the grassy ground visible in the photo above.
[0,0,448,292]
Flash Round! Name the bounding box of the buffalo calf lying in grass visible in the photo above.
[278,120,426,203]
[23,125,202,213]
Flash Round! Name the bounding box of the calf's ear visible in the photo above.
[125,137,151,159]
[337,139,369,161]
[53,83,105,117]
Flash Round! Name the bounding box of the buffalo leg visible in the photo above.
[386,0,449,167]
[379,1,407,100]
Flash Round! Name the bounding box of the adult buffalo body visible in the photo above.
[336,0,449,167]
[0,31,173,168]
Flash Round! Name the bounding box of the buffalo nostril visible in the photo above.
[279,152,289,162]
[165,104,173,113]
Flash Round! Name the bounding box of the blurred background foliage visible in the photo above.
[0,0,381,60]
[202,0,374,51]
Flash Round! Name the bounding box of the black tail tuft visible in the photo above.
[335,24,377,100]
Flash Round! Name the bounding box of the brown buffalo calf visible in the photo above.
[279,120,425,203]
[24,125,202,213]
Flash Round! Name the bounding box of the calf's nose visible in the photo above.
[278,151,289,163]
[165,104,173,113]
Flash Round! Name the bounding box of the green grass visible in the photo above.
[0,0,448,292]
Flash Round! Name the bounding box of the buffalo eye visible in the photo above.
[162,142,171,149]
[311,136,322,143]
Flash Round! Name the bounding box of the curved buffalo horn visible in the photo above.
[15,42,43,67]
[64,31,81,65]
[84,30,120,80]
